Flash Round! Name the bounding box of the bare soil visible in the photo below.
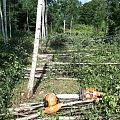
[11,78,79,107]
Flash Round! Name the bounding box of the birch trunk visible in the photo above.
[70,19,72,35]
[63,19,65,33]
[3,0,8,43]
[45,0,48,37]
[26,0,42,99]
[42,0,45,43]
[0,1,5,42]
[9,5,11,38]
[26,0,29,31]
[51,22,52,33]
[70,16,73,35]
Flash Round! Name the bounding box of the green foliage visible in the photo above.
[6,0,120,35]
[48,34,120,119]
[48,33,70,50]
[47,0,82,33]
[66,24,94,34]
[107,0,120,35]
[0,41,30,119]
[79,0,106,33]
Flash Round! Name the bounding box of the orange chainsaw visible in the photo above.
[43,93,63,114]
[43,87,104,114]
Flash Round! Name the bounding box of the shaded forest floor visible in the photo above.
[11,79,79,107]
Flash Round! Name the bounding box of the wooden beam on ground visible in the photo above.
[47,62,120,65]
[16,113,39,120]
[14,100,94,120]
[20,102,43,107]
[61,100,94,107]
[51,77,79,81]
[24,73,47,78]
[59,116,85,120]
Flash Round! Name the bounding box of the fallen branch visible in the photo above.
[0,112,28,117]
[47,62,120,65]
[20,102,43,107]
[59,116,84,120]
[17,115,87,120]
[16,113,39,120]
[8,104,43,113]
[61,100,94,107]
[11,100,93,119]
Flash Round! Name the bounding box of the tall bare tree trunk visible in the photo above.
[0,1,5,42]
[26,0,42,99]
[70,19,72,35]
[3,0,8,43]
[26,0,29,31]
[42,0,45,43]
[9,5,11,38]
[51,22,52,33]
[63,19,65,33]
[45,0,48,37]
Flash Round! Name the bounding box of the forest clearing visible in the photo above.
[2,33,119,120]
[0,0,120,119]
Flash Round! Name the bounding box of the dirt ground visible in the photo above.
[11,78,80,107]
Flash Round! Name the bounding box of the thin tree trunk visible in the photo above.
[42,0,45,43]
[45,0,48,37]
[63,19,65,33]
[26,0,29,31]
[26,10,29,31]
[9,5,11,38]
[26,0,42,99]
[70,19,72,35]
[51,22,52,33]
[3,0,8,43]
[0,1,5,42]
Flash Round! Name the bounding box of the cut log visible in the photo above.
[20,102,43,107]
[24,73,47,78]
[59,116,84,120]
[8,104,43,113]
[47,62,120,65]
[53,77,79,81]
[16,113,39,120]
[61,100,94,107]
[37,54,53,58]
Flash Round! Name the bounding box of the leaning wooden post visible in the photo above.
[26,0,42,98]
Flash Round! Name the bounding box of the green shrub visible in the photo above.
[0,44,28,119]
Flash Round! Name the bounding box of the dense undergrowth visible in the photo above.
[47,33,120,119]
[0,31,33,119]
